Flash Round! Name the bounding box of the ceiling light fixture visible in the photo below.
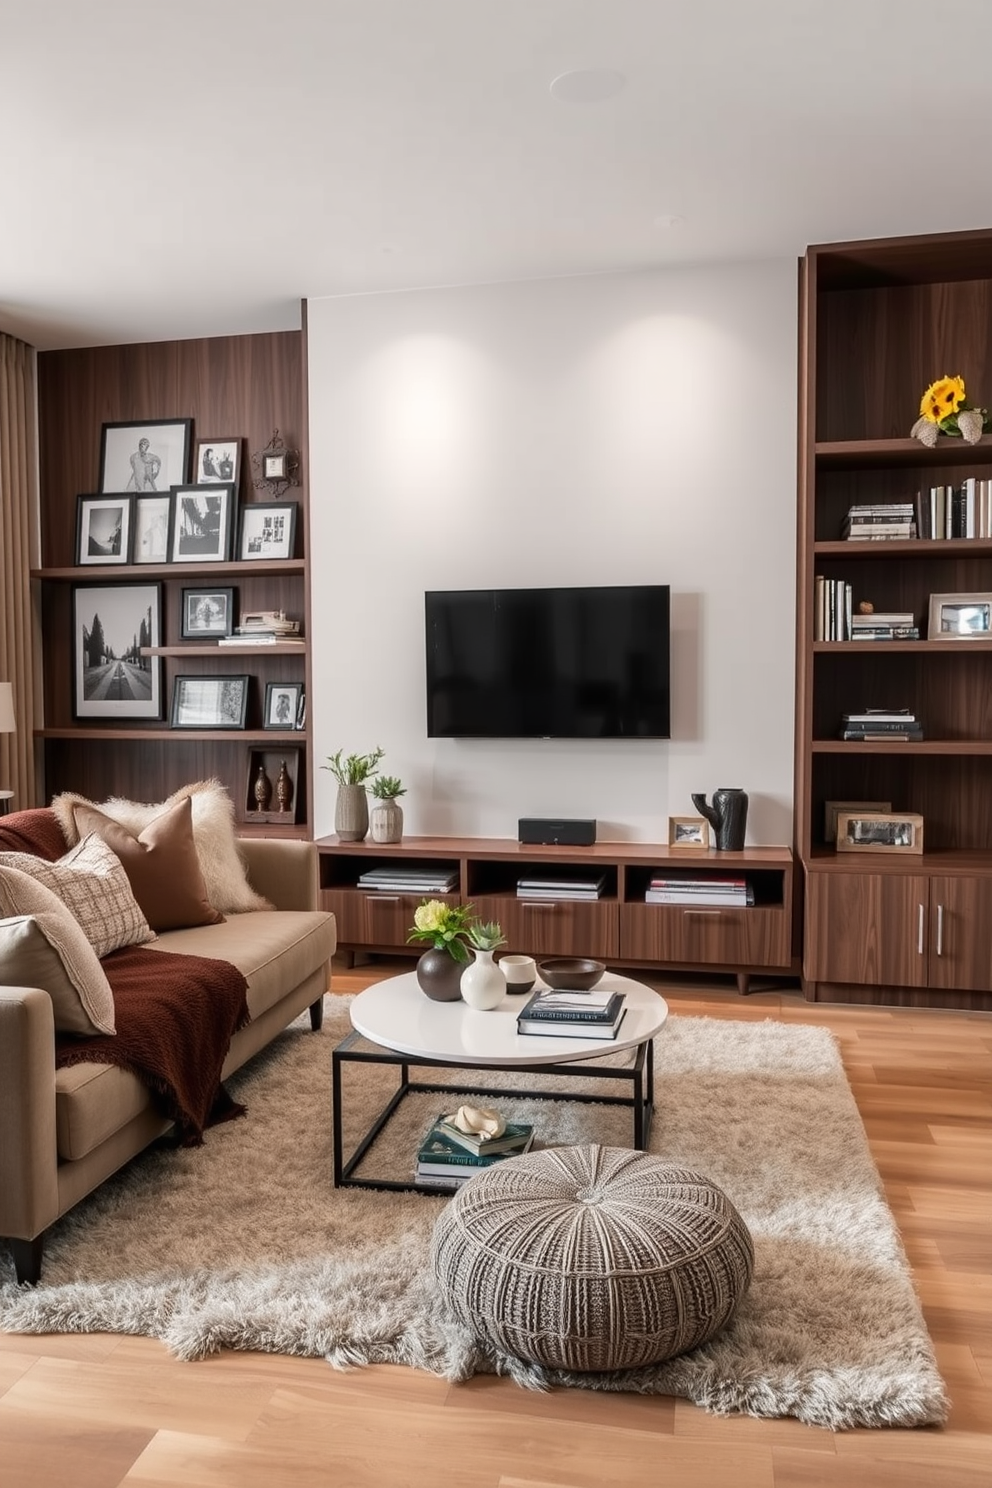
[549,69,626,104]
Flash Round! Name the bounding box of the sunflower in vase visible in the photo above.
[911,375,991,447]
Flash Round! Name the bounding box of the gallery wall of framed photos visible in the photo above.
[32,330,312,837]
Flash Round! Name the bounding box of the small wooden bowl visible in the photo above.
[537,958,606,991]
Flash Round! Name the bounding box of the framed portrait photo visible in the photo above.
[76,494,132,565]
[181,586,235,639]
[194,437,241,488]
[132,494,172,564]
[99,418,192,496]
[238,501,298,561]
[72,582,162,719]
[168,483,237,563]
[262,449,288,482]
[171,674,249,730]
[927,591,992,640]
[668,816,711,850]
[263,681,303,730]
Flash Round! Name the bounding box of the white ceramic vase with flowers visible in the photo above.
[460,920,508,1011]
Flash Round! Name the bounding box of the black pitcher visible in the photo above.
[691,788,748,851]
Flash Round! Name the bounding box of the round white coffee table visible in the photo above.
[334,971,668,1192]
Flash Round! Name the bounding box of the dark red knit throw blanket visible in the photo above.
[56,945,251,1146]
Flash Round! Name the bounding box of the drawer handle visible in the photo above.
[521,901,557,909]
[936,904,944,957]
[917,903,925,955]
[684,909,722,917]
[365,894,400,903]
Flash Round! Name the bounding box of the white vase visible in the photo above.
[369,796,403,844]
[460,948,506,1011]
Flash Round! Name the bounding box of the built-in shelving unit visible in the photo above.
[796,227,992,1009]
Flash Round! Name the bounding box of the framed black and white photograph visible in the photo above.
[263,681,303,730]
[181,587,235,639]
[171,674,249,730]
[72,582,162,719]
[194,437,241,488]
[835,810,924,854]
[76,494,132,565]
[263,449,288,482]
[132,494,172,564]
[238,500,298,560]
[168,483,237,563]
[668,816,710,849]
[927,591,992,640]
[99,418,192,496]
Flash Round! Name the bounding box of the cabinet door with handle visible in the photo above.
[928,876,992,992]
[805,871,930,988]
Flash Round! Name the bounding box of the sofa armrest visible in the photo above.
[0,987,60,1244]
[236,837,319,912]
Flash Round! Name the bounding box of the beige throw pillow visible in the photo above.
[0,878,116,1036]
[51,779,271,915]
[0,834,156,958]
[70,795,224,932]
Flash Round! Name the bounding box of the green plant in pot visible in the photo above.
[461,919,508,1010]
[322,746,384,841]
[408,899,474,1001]
[368,774,406,845]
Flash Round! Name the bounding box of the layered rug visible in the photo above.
[0,996,947,1430]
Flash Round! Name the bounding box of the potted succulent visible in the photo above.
[461,919,508,1010]
[407,899,475,1001]
[368,774,406,844]
[322,746,384,841]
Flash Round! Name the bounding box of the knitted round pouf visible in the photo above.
[430,1144,754,1372]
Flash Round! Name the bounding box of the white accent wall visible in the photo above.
[306,261,797,844]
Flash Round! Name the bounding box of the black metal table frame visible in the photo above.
[332,1029,655,1193]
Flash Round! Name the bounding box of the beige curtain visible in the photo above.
[0,333,39,808]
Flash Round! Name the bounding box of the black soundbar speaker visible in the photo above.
[518,817,597,847]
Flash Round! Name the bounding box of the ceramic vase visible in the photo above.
[460,947,506,1011]
[416,947,465,1002]
[369,796,403,844]
[334,782,368,841]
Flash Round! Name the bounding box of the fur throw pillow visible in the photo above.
[51,780,272,915]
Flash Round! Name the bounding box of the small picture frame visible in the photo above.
[194,437,241,488]
[263,681,303,730]
[239,500,298,561]
[668,816,711,850]
[824,799,892,844]
[171,674,249,730]
[76,494,132,565]
[835,810,924,854]
[927,592,992,640]
[99,418,192,495]
[263,450,288,482]
[72,582,162,719]
[168,483,237,563]
[132,494,172,564]
[181,587,235,639]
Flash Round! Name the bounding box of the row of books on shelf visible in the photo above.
[814,580,919,641]
[840,708,922,742]
[840,484,992,543]
[516,875,606,899]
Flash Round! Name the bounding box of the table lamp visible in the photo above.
[0,682,15,815]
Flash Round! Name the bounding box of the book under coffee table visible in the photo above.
[332,971,668,1194]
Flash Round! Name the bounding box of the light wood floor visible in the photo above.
[2,957,990,1488]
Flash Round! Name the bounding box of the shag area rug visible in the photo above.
[0,996,947,1430]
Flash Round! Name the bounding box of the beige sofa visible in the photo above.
[0,836,336,1285]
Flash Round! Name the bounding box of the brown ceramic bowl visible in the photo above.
[537,957,606,991]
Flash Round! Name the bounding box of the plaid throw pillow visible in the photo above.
[0,832,155,958]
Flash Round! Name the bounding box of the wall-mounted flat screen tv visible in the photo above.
[425,584,671,739]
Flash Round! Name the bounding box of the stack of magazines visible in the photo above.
[645,875,753,906]
[356,866,458,893]
[515,986,626,1039]
[516,874,606,900]
[415,1114,534,1187]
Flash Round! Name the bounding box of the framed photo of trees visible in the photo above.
[72,583,162,719]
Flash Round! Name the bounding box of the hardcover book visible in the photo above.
[416,1121,535,1176]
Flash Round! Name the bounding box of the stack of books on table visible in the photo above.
[645,875,753,906]
[356,866,458,894]
[850,611,919,641]
[415,1114,535,1187]
[842,503,916,541]
[515,986,626,1039]
[516,874,607,900]
[841,709,923,742]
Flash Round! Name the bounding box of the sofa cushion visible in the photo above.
[69,796,224,932]
[0,875,116,1035]
[0,834,155,958]
[55,1059,152,1159]
[51,780,272,915]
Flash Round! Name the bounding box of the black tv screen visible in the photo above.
[425,585,671,739]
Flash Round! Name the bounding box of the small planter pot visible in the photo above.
[334,783,369,841]
[416,947,465,1002]
[369,796,403,844]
